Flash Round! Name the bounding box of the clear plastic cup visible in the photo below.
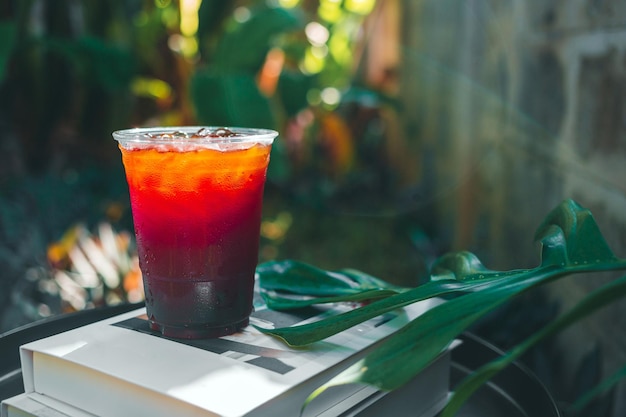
[113,126,277,338]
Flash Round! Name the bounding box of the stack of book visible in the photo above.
[2,294,452,417]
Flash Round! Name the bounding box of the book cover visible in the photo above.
[1,392,93,417]
[19,294,446,417]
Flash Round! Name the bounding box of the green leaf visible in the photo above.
[254,199,626,412]
[260,288,402,310]
[276,70,315,117]
[570,364,626,413]
[189,70,275,128]
[255,278,477,346]
[535,199,619,266]
[39,36,135,92]
[430,250,529,281]
[314,270,551,392]
[258,259,402,296]
[304,201,626,400]
[197,1,235,53]
[257,260,406,310]
[442,273,626,417]
[77,36,135,91]
[254,252,526,346]
[256,252,531,345]
[212,6,302,73]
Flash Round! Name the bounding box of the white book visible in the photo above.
[16,296,447,417]
[3,353,450,417]
[3,350,450,417]
[1,392,93,417]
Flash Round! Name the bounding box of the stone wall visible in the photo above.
[399,0,626,414]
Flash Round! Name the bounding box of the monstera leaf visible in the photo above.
[255,199,626,414]
[257,259,406,310]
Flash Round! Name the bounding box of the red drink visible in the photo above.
[113,127,276,338]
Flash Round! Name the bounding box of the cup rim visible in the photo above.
[112,126,278,145]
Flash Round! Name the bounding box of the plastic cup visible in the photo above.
[113,126,277,338]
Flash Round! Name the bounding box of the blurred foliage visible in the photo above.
[0,0,387,192]
[1,0,421,327]
[0,1,136,173]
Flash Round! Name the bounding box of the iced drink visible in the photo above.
[113,127,277,338]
